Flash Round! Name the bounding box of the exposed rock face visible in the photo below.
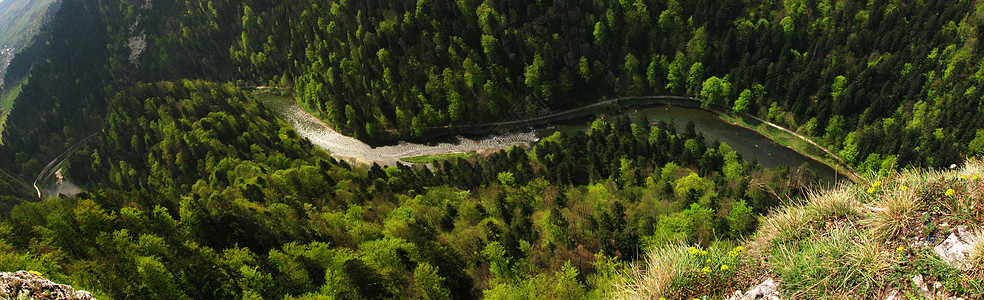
[911,274,966,300]
[933,226,981,270]
[0,271,94,300]
[726,278,782,300]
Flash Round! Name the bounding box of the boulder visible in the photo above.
[726,278,782,300]
[0,271,94,300]
[932,226,981,270]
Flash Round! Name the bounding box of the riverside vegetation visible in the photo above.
[2,80,810,298]
[0,0,983,299]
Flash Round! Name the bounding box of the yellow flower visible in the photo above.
[734,246,744,252]
[896,245,905,252]
[706,259,711,263]
[867,187,876,194]
[901,185,909,191]
[702,266,711,274]
[721,264,730,271]
[660,298,666,300]
[945,188,955,197]
[973,174,981,180]
[872,180,882,187]
[700,250,708,256]
[689,247,699,256]
[960,174,968,180]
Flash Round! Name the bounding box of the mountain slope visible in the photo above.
[0,0,58,87]
[3,0,984,180]
[618,157,984,299]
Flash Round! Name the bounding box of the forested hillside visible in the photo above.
[0,0,59,86]
[4,0,984,181]
[0,0,983,298]
[271,0,984,173]
[0,80,811,298]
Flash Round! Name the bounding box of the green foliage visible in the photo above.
[9,0,984,298]
[728,200,754,237]
[497,171,516,187]
[970,129,984,154]
[733,89,751,114]
[700,76,731,108]
[414,262,450,300]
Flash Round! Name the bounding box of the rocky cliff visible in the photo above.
[0,271,93,300]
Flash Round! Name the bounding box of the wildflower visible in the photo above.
[945,188,955,197]
[700,250,708,256]
[961,174,968,180]
[706,259,711,263]
[901,185,909,191]
[867,187,876,194]
[660,298,666,300]
[689,247,699,256]
[974,174,981,180]
[734,246,744,252]
[896,246,905,252]
[873,180,882,187]
[702,266,711,274]
[721,264,730,271]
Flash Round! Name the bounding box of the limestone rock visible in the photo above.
[932,226,980,270]
[0,271,94,300]
[912,274,967,300]
[883,290,901,300]
[726,278,781,300]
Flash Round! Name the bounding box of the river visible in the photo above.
[256,94,541,166]
[554,105,840,184]
[256,94,841,185]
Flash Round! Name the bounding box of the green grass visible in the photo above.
[0,77,27,144]
[621,157,984,299]
[0,0,58,50]
[1,77,25,109]
[400,152,474,163]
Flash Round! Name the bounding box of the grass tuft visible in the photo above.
[614,245,687,299]
[621,157,984,299]
[615,243,749,299]
[970,232,984,280]
[864,192,921,242]
[757,205,812,246]
[805,188,861,220]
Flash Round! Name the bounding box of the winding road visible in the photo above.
[33,132,99,198]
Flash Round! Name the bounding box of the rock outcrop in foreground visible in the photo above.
[0,271,94,300]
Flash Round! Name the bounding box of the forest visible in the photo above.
[0,0,982,298]
[4,0,984,180]
[0,80,811,298]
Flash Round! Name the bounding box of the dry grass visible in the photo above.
[805,187,861,220]
[847,234,893,277]
[864,191,921,242]
[969,231,984,279]
[613,245,689,299]
[755,204,812,247]
[618,157,984,299]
